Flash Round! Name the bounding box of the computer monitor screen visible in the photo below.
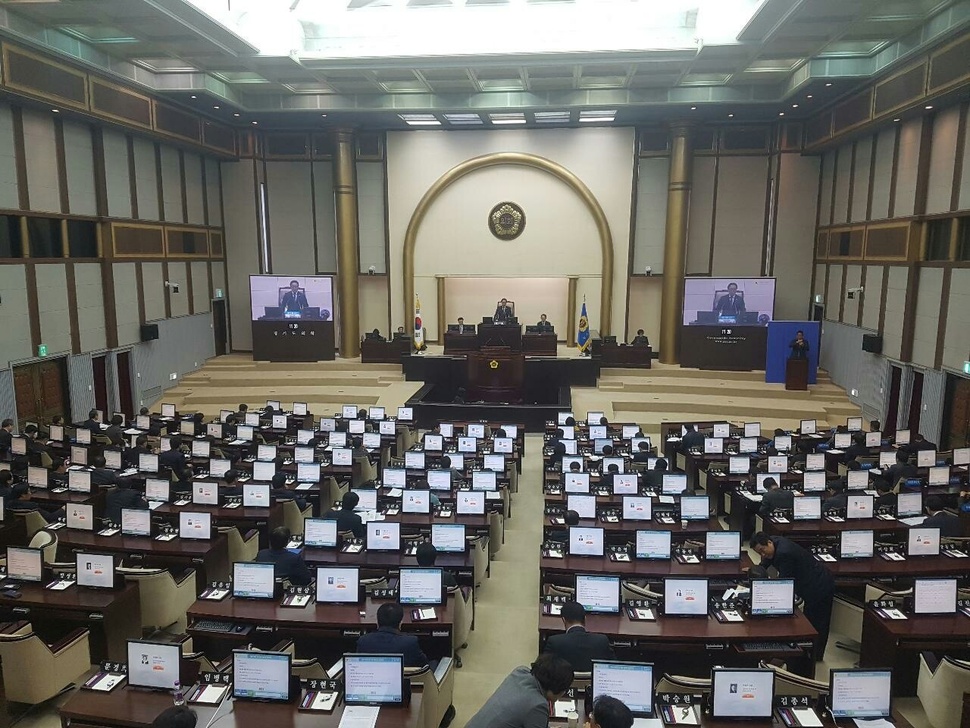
[623,496,652,521]
[146,478,169,502]
[253,461,276,481]
[193,482,218,506]
[249,275,334,322]
[749,579,795,616]
[846,417,863,432]
[315,566,360,603]
[71,446,88,466]
[332,448,353,466]
[566,494,596,519]
[928,466,949,486]
[379,421,396,436]
[179,512,211,540]
[663,578,708,616]
[866,432,882,447]
[438,423,454,438]
[75,429,91,445]
[191,441,210,459]
[6,547,42,582]
[232,650,291,702]
[243,484,271,508]
[712,669,774,718]
[472,470,497,491]
[800,419,817,435]
[846,494,873,519]
[802,471,826,492]
[236,425,254,442]
[729,456,750,475]
[953,447,970,466]
[104,450,123,469]
[908,527,941,557]
[402,489,430,514]
[560,427,576,441]
[67,504,94,531]
[272,415,288,430]
[68,471,91,494]
[917,449,937,468]
[680,496,708,521]
[121,508,151,537]
[257,444,277,461]
[575,574,620,613]
[484,454,506,472]
[703,438,723,454]
[127,640,181,690]
[830,670,892,719]
[27,466,48,488]
[612,474,638,494]
[744,423,761,438]
[397,407,413,421]
[399,567,443,605]
[427,470,452,491]
[834,433,852,449]
[233,562,276,599]
[622,425,639,439]
[568,526,604,556]
[457,491,485,514]
[896,492,922,517]
[431,524,466,552]
[712,423,730,438]
[466,423,485,438]
[840,530,874,559]
[774,436,792,452]
[159,404,175,418]
[636,530,671,559]
[662,473,688,495]
[682,278,776,326]
[367,522,400,551]
[296,463,320,483]
[319,419,337,433]
[755,474,775,493]
[564,472,590,494]
[244,414,259,427]
[424,434,443,451]
[76,553,114,589]
[296,429,314,445]
[878,451,895,469]
[705,531,741,560]
[304,518,338,548]
[405,451,426,470]
[591,661,654,716]
[847,470,869,490]
[457,437,477,454]
[557,412,574,426]
[49,424,65,441]
[209,458,231,479]
[589,425,608,441]
[793,497,821,520]
[344,654,404,705]
[913,577,957,614]
[493,437,513,454]
[179,421,195,436]
[369,406,385,420]
[137,453,158,473]
[293,402,308,416]
[332,432,349,448]
[738,437,758,454]
[804,453,825,471]
[767,456,788,474]
[894,429,911,445]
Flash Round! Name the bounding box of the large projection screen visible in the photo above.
[250,276,334,321]
[683,278,776,326]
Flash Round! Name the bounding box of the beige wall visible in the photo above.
[626,276,662,346]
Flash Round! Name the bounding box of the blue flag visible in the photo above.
[577,300,590,352]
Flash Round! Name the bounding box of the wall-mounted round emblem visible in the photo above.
[488,202,526,240]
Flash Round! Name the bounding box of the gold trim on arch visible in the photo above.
[403,152,614,335]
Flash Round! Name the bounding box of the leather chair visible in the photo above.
[14,510,48,539]
[118,567,197,633]
[918,653,970,728]
[292,657,328,680]
[0,625,91,704]
[488,512,503,557]
[655,673,712,696]
[282,499,312,536]
[353,456,378,487]
[759,661,829,699]
[406,660,456,728]
[469,535,489,588]
[218,526,259,563]
[26,530,59,564]
[448,586,472,668]
[621,581,662,601]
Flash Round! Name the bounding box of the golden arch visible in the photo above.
[403,152,614,335]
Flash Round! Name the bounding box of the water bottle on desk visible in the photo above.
[172,680,185,706]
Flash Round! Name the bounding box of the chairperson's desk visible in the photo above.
[0,582,140,662]
[538,606,817,677]
[59,682,422,728]
[861,605,970,696]
[54,529,231,583]
[187,596,455,663]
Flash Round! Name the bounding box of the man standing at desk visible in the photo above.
[714,282,745,318]
[280,279,309,314]
[456,317,470,335]
[494,298,514,323]
[789,330,810,359]
[749,532,835,661]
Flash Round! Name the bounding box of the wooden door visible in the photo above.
[116,351,134,417]
[943,374,970,450]
[92,355,108,413]
[907,370,924,433]
[12,359,69,424]
[885,365,902,435]
[213,299,228,356]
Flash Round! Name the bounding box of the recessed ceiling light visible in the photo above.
[489,112,527,125]
[792,104,799,108]
[443,113,483,125]
[925,105,933,110]
[399,113,441,126]
[534,111,570,124]
[806,94,813,99]
[213,105,220,110]
[778,112,785,116]
[690,106,697,111]
[321,114,327,118]
[233,113,240,117]
[51,108,59,113]
[728,113,734,118]
[893,118,901,122]
[825,82,832,87]
[251,121,258,125]
[190,95,197,99]
[578,109,616,123]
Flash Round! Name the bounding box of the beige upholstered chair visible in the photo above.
[469,535,489,588]
[118,567,196,632]
[406,659,455,728]
[571,671,592,691]
[0,625,91,704]
[488,512,503,557]
[292,657,328,680]
[621,581,662,601]
[353,456,378,487]
[218,526,259,563]
[29,530,59,564]
[448,586,473,668]
[918,654,970,728]
[760,661,829,699]
[15,511,48,539]
[282,499,312,536]
[655,673,712,695]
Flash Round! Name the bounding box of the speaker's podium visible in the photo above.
[467,346,524,403]
[785,357,809,391]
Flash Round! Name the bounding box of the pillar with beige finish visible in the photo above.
[333,129,361,357]
[659,124,692,364]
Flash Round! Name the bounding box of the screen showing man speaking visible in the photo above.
[250,275,334,321]
[683,278,776,326]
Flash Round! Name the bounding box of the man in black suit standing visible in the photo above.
[714,282,745,317]
[494,298,514,323]
[543,600,615,672]
[789,330,810,360]
[280,280,309,314]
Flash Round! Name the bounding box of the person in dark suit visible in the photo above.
[923,496,962,537]
[90,455,125,488]
[536,314,553,332]
[104,479,149,523]
[81,409,101,432]
[364,328,385,341]
[494,298,513,323]
[750,532,835,661]
[874,480,896,510]
[465,655,573,728]
[0,470,28,502]
[548,510,580,544]
[543,600,615,672]
[323,491,365,539]
[822,479,848,512]
[680,425,705,452]
[587,696,634,728]
[356,602,428,667]
[630,329,649,346]
[714,282,745,317]
[280,280,309,313]
[885,449,917,486]
[0,418,12,456]
[125,435,153,468]
[255,526,311,585]
[455,317,470,335]
[758,477,794,517]
[22,425,51,464]
[631,440,652,464]
[789,330,810,360]
[152,706,197,728]
[643,458,667,490]
[844,433,870,461]
[159,436,187,473]
[104,415,125,447]
[415,542,458,587]
[904,433,938,454]
[271,472,307,511]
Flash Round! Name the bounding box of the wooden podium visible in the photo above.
[467,346,524,403]
[785,357,809,391]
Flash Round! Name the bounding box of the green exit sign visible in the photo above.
[964,360,970,375]
[37,344,47,358]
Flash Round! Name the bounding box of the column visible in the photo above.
[332,129,361,357]
[659,124,692,365]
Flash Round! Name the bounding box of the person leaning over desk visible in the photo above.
[465,653,574,728]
